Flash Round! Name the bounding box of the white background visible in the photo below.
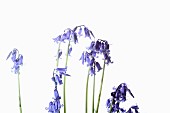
[0,0,170,113]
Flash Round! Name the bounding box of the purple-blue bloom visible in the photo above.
[52,68,70,85]
[80,39,112,75]
[68,46,72,56]
[95,62,102,72]
[53,25,94,45]
[46,89,62,113]
[6,48,23,74]
[106,83,139,113]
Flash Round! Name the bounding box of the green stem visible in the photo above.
[63,40,71,113]
[85,68,90,113]
[18,73,22,113]
[92,72,95,113]
[96,60,106,113]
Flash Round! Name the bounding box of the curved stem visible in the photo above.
[18,73,22,113]
[85,68,90,113]
[96,60,106,113]
[63,40,71,113]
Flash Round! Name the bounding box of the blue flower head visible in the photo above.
[79,51,102,76]
[106,83,139,113]
[6,48,23,74]
[53,25,95,59]
[46,89,62,113]
[87,39,113,65]
[52,68,70,85]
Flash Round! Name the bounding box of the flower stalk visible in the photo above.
[85,68,90,113]
[63,40,71,113]
[92,68,95,113]
[18,72,22,113]
[96,60,106,113]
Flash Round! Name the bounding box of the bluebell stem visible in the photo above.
[6,48,23,113]
[106,83,139,113]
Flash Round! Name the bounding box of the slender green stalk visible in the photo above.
[92,72,95,113]
[85,68,90,113]
[96,60,106,113]
[63,40,71,113]
[18,72,22,113]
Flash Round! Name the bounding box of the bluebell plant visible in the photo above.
[6,48,23,113]
[45,68,70,113]
[106,83,139,113]
[80,38,113,113]
[47,25,95,113]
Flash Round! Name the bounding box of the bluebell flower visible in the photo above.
[6,48,23,74]
[55,67,71,76]
[130,105,139,113]
[73,32,78,44]
[52,68,70,85]
[52,75,63,85]
[95,62,102,72]
[57,50,62,59]
[53,35,62,43]
[78,27,83,36]
[90,66,95,75]
[80,50,102,75]
[79,51,91,65]
[84,27,91,38]
[87,39,113,65]
[68,46,72,56]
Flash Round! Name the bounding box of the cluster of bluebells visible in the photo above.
[46,67,70,113]
[6,48,23,74]
[53,25,95,59]
[80,39,113,75]
[106,83,139,113]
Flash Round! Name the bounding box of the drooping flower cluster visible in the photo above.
[88,39,113,65]
[106,83,139,113]
[53,25,95,59]
[52,67,71,86]
[46,89,62,113]
[80,39,113,75]
[53,25,94,44]
[6,48,23,74]
[46,67,70,113]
